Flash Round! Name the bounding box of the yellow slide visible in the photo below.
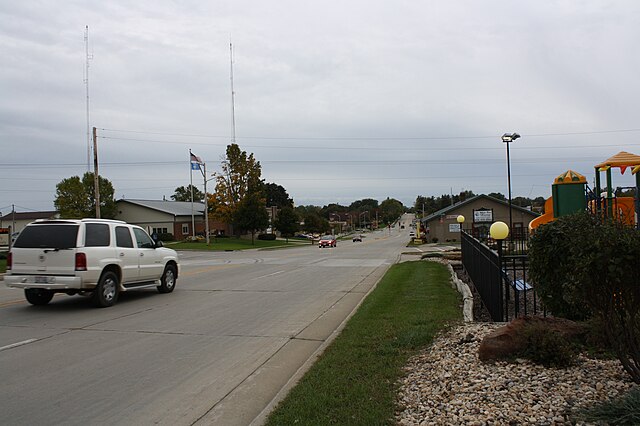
[529,197,554,231]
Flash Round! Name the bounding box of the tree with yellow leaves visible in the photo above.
[208,143,265,235]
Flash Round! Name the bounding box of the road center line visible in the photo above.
[0,338,38,352]
[253,270,285,280]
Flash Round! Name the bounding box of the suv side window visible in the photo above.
[133,228,155,249]
[85,223,110,247]
[115,226,134,248]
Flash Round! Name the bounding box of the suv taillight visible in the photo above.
[75,253,87,271]
[6,252,11,270]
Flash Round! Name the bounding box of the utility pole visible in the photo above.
[93,127,101,218]
[84,26,93,172]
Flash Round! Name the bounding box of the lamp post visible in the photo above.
[359,211,368,230]
[457,215,465,235]
[490,221,510,321]
[501,133,520,245]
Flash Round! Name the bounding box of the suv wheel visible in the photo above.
[93,271,119,308]
[25,288,54,306]
[157,264,176,294]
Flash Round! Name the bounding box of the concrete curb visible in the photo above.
[445,263,474,322]
[249,261,392,426]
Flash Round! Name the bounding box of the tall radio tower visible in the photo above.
[84,26,93,172]
[230,41,237,145]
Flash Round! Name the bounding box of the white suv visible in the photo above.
[5,219,179,308]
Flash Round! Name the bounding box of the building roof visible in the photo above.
[421,194,540,223]
[117,199,205,216]
[0,210,58,221]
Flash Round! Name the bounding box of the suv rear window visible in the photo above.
[13,224,79,249]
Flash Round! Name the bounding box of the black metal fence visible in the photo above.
[461,230,543,322]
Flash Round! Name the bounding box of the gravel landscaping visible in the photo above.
[396,322,636,425]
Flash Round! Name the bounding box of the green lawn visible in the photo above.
[265,260,461,425]
[167,237,308,251]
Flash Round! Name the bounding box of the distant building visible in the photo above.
[420,194,540,242]
[115,199,232,238]
[0,210,59,233]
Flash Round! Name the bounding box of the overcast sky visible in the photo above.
[2,1,640,214]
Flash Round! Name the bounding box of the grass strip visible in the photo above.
[168,238,298,251]
[266,260,461,425]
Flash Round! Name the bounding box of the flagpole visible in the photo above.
[190,149,195,239]
[203,162,210,245]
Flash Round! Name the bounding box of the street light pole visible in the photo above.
[490,221,510,321]
[501,133,520,245]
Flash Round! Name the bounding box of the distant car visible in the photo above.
[318,235,337,248]
[409,231,416,238]
[352,234,363,242]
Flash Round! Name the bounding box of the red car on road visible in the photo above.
[318,235,337,248]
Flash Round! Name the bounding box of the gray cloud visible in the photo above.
[1,0,639,212]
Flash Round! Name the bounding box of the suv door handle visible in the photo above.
[119,252,125,257]
[140,253,144,257]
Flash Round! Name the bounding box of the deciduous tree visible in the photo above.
[171,184,204,202]
[233,192,269,244]
[209,143,263,225]
[265,183,293,208]
[273,206,300,242]
[54,172,116,219]
[379,198,404,224]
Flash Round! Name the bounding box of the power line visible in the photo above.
[98,135,640,151]
[0,156,610,169]
[98,126,640,141]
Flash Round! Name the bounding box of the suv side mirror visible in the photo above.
[155,240,164,248]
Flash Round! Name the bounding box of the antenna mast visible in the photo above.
[230,41,237,144]
[84,26,93,172]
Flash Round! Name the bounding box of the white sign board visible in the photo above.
[474,210,493,222]
[449,223,461,232]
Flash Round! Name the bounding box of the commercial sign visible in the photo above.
[473,209,493,223]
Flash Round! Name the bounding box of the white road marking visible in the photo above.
[0,338,38,352]
[253,270,285,280]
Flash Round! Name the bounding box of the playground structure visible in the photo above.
[529,151,640,231]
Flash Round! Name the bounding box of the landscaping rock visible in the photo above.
[478,316,587,362]
[396,323,635,425]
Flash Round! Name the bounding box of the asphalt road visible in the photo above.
[0,221,414,426]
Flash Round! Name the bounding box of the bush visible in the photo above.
[583,317,616,359]
[516,322,577,368]
[158,233,175,242]
[431,237,438,243]
[578,387,640,425]
[528,213,597,320]
[257,233,276,240]
[529,212,640,383]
